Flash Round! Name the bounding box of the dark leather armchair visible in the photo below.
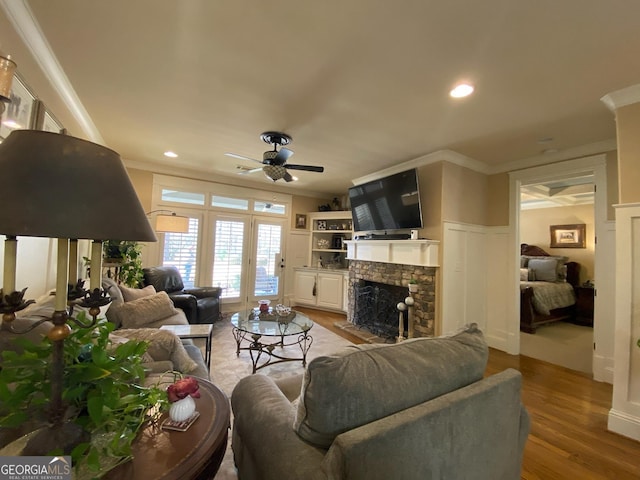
[142,266,222,324]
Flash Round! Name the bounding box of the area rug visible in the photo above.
[206,317,354,480]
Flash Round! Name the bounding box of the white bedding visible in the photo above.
[520,281,576,316]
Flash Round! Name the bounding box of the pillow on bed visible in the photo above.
[528,258,559,282]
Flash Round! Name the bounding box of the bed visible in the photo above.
[519,244,580,334]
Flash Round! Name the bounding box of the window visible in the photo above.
[162,218,199,288]
[212,195,249,210]
[161,189,205,206]
[254,201,286,215]
[212,219,246,298]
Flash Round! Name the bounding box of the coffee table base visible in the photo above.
[232,328,313,374]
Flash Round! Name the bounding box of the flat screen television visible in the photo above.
[348,168,423,233]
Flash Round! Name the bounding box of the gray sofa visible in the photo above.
[231,324,529,480]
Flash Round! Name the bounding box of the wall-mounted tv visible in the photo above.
[348,168,423,233]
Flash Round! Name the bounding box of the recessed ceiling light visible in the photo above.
[450,83,474,98]
[164,151,178,158]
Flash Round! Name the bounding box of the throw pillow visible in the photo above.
[116,328,199,374]
[293,324,488,448]
[528,258,559,282]
[119,284,156,302]
[111,291,179,329]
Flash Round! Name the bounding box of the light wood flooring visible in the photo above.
[297,307,640,480]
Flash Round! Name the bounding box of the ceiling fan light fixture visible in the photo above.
[263,164,287,181]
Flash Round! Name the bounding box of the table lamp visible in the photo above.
[0,129,156,454]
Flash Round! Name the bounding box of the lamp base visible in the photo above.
[22,422,90,456]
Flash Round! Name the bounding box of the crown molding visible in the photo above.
[0,0,102,143]
[601,84,640,112]
[490,139,616,175]
[351,149,490,186]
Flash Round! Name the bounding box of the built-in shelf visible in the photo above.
[345,239,440,267]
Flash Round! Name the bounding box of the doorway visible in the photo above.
[209,213,286,310]
[509,154,614,383]
[518,176,595,374]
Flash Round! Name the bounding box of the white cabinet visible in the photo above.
[294,270,317,305]
[293,268,347,312]
[308,211,353,269]
[316,272,344,309]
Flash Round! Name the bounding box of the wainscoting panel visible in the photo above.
[441,222,487,336]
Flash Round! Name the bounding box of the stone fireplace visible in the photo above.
[348,260,436,337]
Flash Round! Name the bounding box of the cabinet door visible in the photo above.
[294,271,317,306]
[316,273,343,309]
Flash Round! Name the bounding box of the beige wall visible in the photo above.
[440,162,488,226]
[486,173,510,226]
[520,204,594,284]
[417,162,443,240]
[126,168,154,211]
[615,103,640,204]
[290,195,333,230]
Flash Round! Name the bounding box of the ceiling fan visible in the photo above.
[225,131,324,182]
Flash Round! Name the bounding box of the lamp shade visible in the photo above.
[0,130,156,242]
[155,213,189,233]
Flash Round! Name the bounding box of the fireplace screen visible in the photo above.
[352,281,407,339]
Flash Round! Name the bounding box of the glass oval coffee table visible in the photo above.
[230,309,314,373]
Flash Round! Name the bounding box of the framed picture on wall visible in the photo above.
[32,100,65,133]
[550,224,586,248]
[0,74,37,140]
[295,213,307,229]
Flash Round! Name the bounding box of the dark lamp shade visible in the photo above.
[0,130,157,242]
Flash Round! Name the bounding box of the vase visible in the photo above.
[169,395,196,422]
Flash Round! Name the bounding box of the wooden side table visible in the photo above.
[574,286,595,327]
[104,379,230,480]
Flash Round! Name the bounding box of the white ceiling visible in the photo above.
[2,0,639,197]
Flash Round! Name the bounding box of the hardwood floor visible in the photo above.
[298,307,640,480]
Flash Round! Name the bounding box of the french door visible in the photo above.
[210,213,285,309]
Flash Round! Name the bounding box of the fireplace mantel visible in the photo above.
[345,239,439,267]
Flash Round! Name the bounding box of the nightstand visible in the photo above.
[574,286,595,327]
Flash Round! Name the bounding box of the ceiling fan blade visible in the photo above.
[225,152,263,164]
[284,164,324,172]
[283,172,296,182]
[237,167,263,175]
[273,147,294,165]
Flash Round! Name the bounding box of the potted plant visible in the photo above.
[408,278,419,293]
[85,240,144,288]
[0,316,169,478]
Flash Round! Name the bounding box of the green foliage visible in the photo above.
[0,315,168,476]
[84,240,145,288]
[104,240,145,288]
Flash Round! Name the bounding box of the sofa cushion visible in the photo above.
[109,291,180,329]
[293,324,488,448]
[119,284,156,302]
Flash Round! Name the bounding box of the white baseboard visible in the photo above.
[593,354,614,384]
[608,409,640,442]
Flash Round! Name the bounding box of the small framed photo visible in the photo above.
[0,74,37,140]
[550,224,586,248]
[295,213,307,229]
[32,100,65,133]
